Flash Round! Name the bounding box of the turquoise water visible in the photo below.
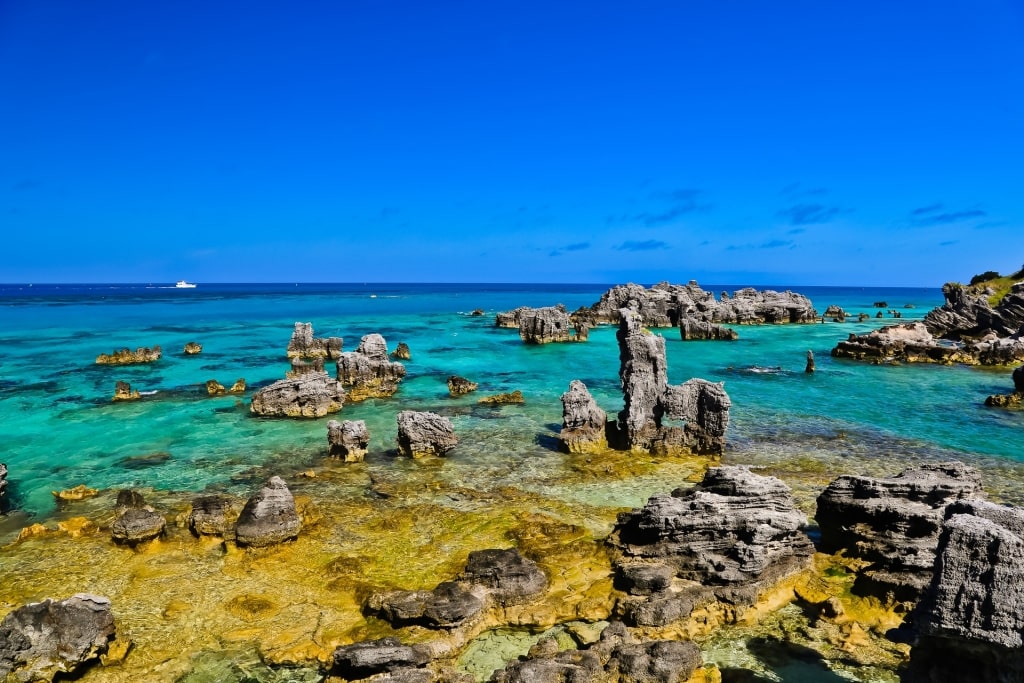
[1,282,1021,528]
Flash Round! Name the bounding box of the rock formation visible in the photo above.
[831,322,984,364]
[679,318,738,340]
[815,462,982,601]
[608,466,814,627]
[234,476,301,547]
[249,371,345,418]
[206,378,245,396]
[336,334,406,401]
[331,638,431,682]
[96,346,162,364]
[0,594,117,682]
[925,281,1024,340]
[519,305,572,344]
[286,322,342,359]
[559,380,608,453]
[985,365,1024,407]
[805,350,815,373]
[391,342,412,360]
[573,320,590,341]
[616,308,731,455]
[111,489,166,545]
[478,390,525,404]
[823,304,846,322]
[287,357,325,377]
[0,463,7,511]
[189,494,241,537]
[495,306,528,328]
[327,419,369,462]
[183,341,202,355]
[447,376,478,395]
[396,411,458,458]
[112,380,140,401]
[908,499,1024,682]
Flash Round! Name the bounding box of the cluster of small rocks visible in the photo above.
[95,345,162,365]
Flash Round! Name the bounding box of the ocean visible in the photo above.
[0,281,1020,681]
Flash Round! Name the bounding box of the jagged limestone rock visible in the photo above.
[559,380,608,453]
[336,334,406,401]
[112,380,140,401]
[327,419,369,462]
[447,376,478,396]
[234,476,300,547]
[189,494,241,537]
[286,322,342,359]
[95,346,162,364]
[250,371,344,418]
[519,305,572,344]
[396,411,457,458]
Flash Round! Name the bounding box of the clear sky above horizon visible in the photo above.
[2,1,1023,286]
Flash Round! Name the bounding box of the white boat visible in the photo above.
[175,280,197,288]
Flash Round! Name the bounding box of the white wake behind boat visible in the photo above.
[175,280,197,288]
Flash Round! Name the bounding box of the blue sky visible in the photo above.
[2,1,1022,285]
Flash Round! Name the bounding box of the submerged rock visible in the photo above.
[478,390,525,404]
[459,548,548,606]
[367,581,484,629]
[189,494,241,537]
[327,419,369,462]
[909,499,1024,682]
[111,507,166,545]
[559,380,608,453]
[95,346,162,364]
[0,593,117,682]
[112,380,140,401]
[331,637,430,681]
[396,411,458,458]
[336,334,406,401]
[448,375,479,396]
[183,341,203,355]
[234,476,301,547]
[249,371,345,418]
[286,322,342,359]
[815,462,982,601]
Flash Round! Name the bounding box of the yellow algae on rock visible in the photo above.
[17,523,49,541]
[57,516,98,537]
[100,636,132,666]
[52,484,99,501]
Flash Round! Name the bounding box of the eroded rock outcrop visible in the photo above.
[608,466,813,627]
[331,638,431,681]
[908,499,1024,682]
[249,371,345,418]
[815,462,982,601]
[391,342,412,360]
[559,380,608,453]
[189,494,242,537]
[519,306,572,344]
[286,322,342,360]
[111,490,165,545]
[327,419,369,462]
[183,342,202,355]
[234,476,300,547]
[447,376,478,396]
[679,318,737,341]
[112,380,140,402]
[478,390,525,404]
[616,309,730,455]
[96,346,162,365]
[206,378,245,396]
[985,365,1024,407]
[925,281,1024,340]
[396,411,458,458]
[831,321,1024,365]
[0,594,117,682]
[336,334,406,401]
[0,463,8,511]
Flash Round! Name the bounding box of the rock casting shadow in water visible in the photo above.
[724,637,853,683]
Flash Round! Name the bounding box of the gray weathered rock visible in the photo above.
[234,476,300,547]
[332,638,430,681]
[0,593,116,682]
[327,419,369,462]
[287,357,325,377]
[679,318,738,340]
[830,321,1024,365]
[111,491,165,545]
[805,350,815,373]
[815,462,982,601]
[286,322,342,359]
[447,376,478,396]
[459,548,547,606]
[559,380,608,453]
[396,411,458,458]
[519,305,572,344]
[189,494,241,537]
[823,304,846,321]
[495,306,528,328]
[1,463,8,511]
[249,371,345,418]
[908,499,1024,682]
[925,281,1024,339]
[336,334,406,401]
[367,582,484,629]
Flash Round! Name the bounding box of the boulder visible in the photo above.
[286,322,342,359]
[608,466,813,626]
[234,476,301,547]
[327,419,369,462]
[396,411,458,458]
[985,365,1024,407]
[519,305,572,344]
[206,379,227,396]
[189,494,241,537]
[391,342,412,360]
[227,378,246,393]
[471,309,485,316]
[366,582,484,629]
[249,371,345,418]
[805,350,815,373]
[0,463,8,511]
[0,594,116,682]
[183,341,202,355]
[831,322,986,364]
[908,500,1024,682]
[459,548,547,606]
[823,304,846,321]
[331,638,430,680]
[111,491,165,545]
[559,380,608,453]
[95,346,162,364]
[815,462,982,601]
[336,334,406,401]
[447,376,478,396]
[112,380,140,401]
[495,306,528,328]
[573,320,590,341]
[478,390,525,405]
[679,318,737,340]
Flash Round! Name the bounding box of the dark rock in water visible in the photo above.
[249,371,345,418]
[96,346,162,365]
[447,375,478,396]
[189,494,241,537]
[331,637,430,681]
[0,593,116,682]
[617,309,731,455]
[874,301,888,308]
[805,350,815,373]
[396,411,458,458]
[112,380,140,401]
[824,304,846,321]
[391,341,412,360]
[908,499,1024,682]
[327,419,369,462]
[985,365,1024,407]
[234,476,300,547]
[478,390,525,405]
[336,334,406,401]
[115,489,146,509]
[459,548,547,606]
[286,322,342,360]
[519,305,572,344]
[1016,365,1024,393]
[490,649,602,683]
[0,463,8,511]
[367,582,483,629]
[608,467,813,626]
[573,319,590,341]
[815,461,982,601]
[183,341,203,355]
[470,309,485,317]
[559,380,608,453]
[112,505,166,545]
[680,317,738,340]
[610,639,703,683]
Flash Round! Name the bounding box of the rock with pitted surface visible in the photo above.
[518,305,572,344]
[367,582,484,629]
[831,322,982,364]
[908,499,1024,682]
[227,378,245,393]
[805,350,815,373]
[396,411,458,458]
[183,341,202,355]
[478,390,525,404]
[823,304,846,321]
[112,380,140,401]
[925,281,1024,340]
[327,419,369,462]
[286,322,342,360]
[616,309,730,455]
[391,342,411,360]
[96,346,162,365]
[189,494,242,537]
[459,548,547,606]
[679,318,738,340]
[336,334,406,401]
[206,379,227,396]
[234,476,300,547]
[0,593,117,682]
[495,306,528,328]
[608,466,813,626]
[331,638,431,681]
[111,490,165,545]
[559,380,608,453]
[573,320,590,341]
[713,287,818,325]
[815,461,982,601]
[249,371,344,418]
[287,357,325,377]
[447,376,478,396]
